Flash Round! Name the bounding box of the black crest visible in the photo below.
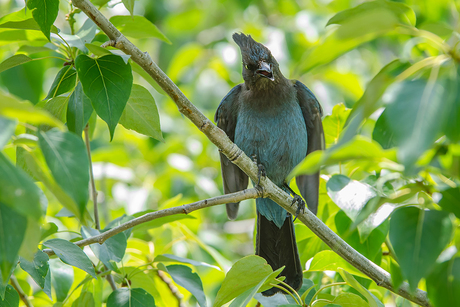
[232,33,272,65]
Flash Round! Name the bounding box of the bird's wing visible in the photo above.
[294,80,325,215]
[215,84,248,219]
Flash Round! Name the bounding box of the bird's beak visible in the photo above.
[256,61,274,81]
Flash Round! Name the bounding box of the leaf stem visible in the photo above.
[10,275,33,307]
[274,278,303,304]
[84,124,100,230]
[308,282,347,306]
[268,283,300,305]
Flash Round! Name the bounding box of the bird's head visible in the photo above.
[232,33,282,89]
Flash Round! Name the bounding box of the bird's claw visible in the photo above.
[252,154,266,186]
[291,195,305,221]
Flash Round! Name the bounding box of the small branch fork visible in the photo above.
[69,0,431,306]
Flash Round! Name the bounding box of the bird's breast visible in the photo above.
[234,101,308,185]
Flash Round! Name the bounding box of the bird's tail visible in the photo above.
[256,211,303,296]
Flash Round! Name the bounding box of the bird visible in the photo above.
[215,33,324,296]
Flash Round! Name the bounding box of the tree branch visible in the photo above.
[69,1,432,306]
[10,275,33,307]
[43,188,260,255]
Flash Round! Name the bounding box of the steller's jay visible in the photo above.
[215,33,324,296]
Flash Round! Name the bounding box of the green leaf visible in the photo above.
[43,238,97,278]
[36,96,69,123]
[81,226,127,272]
[167,43,202,82]
[85,43,111,57]
[119,84,163,141]
[323,103,351,148]
[162,265,206,307]
[26,0,59,40]
[154,254,221,271]
[335,210,388,262]
[0,285,19,307]
[298,3,408,73]
[290,136,399,177]
[308,250,366,278]
[230,268,283,307]
[0,54,32,73]
[338,269,384,307]
[57,19,97,52]
[106,288,156,307]
[72,291,95,307]
[327,175,376,221]
[426,258,460,307]
[121,0,134,16]
[332,292,369,307]
[214,255,274,307]
[389,207,453,291]
[0,152,41,219]
[439,187,460,219]
[341,60,409,145]
[43,267,52,299]
[132,213,195,232]
[110,15,171,43]
[38,129,89,216]
[373,80,446,167]
[327,0,415,27]
[45,66,77,99]
[0,117,17,149]
[50,258,73,302]
[0,203,27,285]
[75,54,133,140]
[389,258,403,292]
[17,44,54,55]
[67,82,93,137]
[19,250,49,288]
[0,91,64,128]
[40,223,58,241]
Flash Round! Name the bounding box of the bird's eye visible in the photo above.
[245,64,250,70]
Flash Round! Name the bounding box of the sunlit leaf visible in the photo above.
[389,207,453,291]
[110,15,171,43]
[36,96,69,123]
[0,117,16,149]
[54,19,97,52]
[308,250,366,278]
[121,0,134,17]
[338,268,384,307]
[0,91,64,128]
[214,255,274,307]
[323,103,351,148]
[154,254,221,271]
[120,84,163,141]
[167,43,202,82]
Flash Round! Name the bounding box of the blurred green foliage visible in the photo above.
[0,0,459,306]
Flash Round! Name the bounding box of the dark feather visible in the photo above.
[294,80,325,215]
[215,84,248,219]
[256,212,303,296]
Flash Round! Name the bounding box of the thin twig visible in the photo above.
[157,270,185,307]
[69,1,432,306]
[84,124,100,230]
[10,275,33,307]
[42,188,260,255]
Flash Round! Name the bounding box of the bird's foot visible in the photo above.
[291,195,305,221]
[251,154,266,186]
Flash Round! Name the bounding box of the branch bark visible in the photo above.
[69,1,432,306]
[43,188,260,255]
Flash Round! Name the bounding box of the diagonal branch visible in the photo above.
[43,188,260,255]
[70,1,432,306]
